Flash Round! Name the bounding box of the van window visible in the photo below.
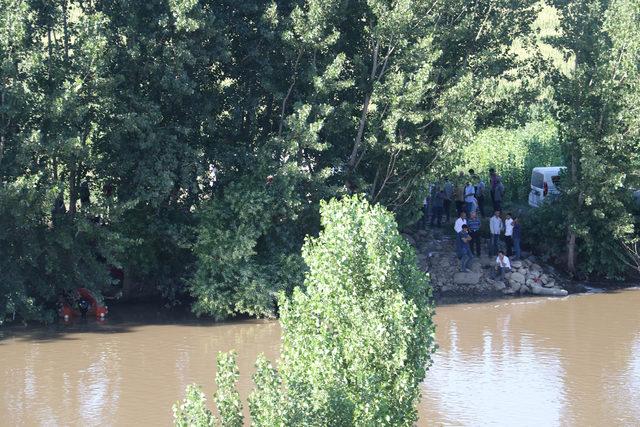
[531,172,544,188]
[551,175,561,187]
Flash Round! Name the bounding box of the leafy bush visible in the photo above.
[0,180,117,324]
[175,195,437,426]
[190,174,306,320]
[522,189,639,279]
[462,119,562,202]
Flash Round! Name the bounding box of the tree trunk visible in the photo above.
[348,92,371,170]
[68,166,77,214]
[566,149,579,275]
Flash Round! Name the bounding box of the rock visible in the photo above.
[540,274,549,285]
[502,287,517,295]
[511,260,523,269]
[453,272,481,285]
[527,255,538,263]
[441,284,456,292]
[519,268,529,276]
[493,281,506,291]
[531,285,568,297]
[530,263,542,272]
[510,282,521,293]
[510,272,526,284]
[417,230,429,238]
[544,280,556,288]
[470,262,483,273]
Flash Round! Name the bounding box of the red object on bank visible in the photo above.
[59,288,108,321]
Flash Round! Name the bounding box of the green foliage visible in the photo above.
[0,0,564,321]
[0,180,118,324]
[173,385,216,427]
[276,195,436,425]
[544,0,640,277]
[190,175,306,320]
[175,195,437,426]
[463,119,562,201]
[247,355,283,427]
[215,352,244,427]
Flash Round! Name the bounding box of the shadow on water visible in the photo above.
[0,301,269,344]
[2,284,637,343]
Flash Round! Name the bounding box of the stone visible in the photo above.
[531,285,568,297]
[511,260,523,269]
[453,272,481,285]
[519,268,529,276]
[540,274,549,285]
[510,282,521,293]
[510,272,526,284]
[441,284,456,292]
[544,280,556,288]
[530,263,542,272]
[493,281,506,291]
[502,287,517,295]
[417,230,429,238]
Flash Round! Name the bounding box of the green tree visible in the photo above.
[547,0,640,277]
[176,195,436,425]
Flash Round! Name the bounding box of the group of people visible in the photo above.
[424,168,506,227]
[423,168,522,282]
[455,209,521,280]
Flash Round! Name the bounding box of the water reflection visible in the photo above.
[1,291,639,426]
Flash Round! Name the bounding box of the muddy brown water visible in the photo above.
[1,289,639,426]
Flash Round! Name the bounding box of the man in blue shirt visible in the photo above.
[457,224,473,272]
[467,211,482,257]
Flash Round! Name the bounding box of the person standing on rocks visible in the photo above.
[489,210,503,256]
[454,173,465,217]
[464,180,476,216]
[431,186,445,227]
[504,212,514,257]
[443,177,454,222]
[454,211,467,234]
[493,177,505,212]
[489,168,498,209]
[475,174,486,217]
[454,211,467,256]
[467,211,482,257]
[512,216,522,260]
[458,224,473,273]
[492,250,511,281]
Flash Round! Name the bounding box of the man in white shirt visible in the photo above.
[504,212,514,257]
[453,211,467,257]
[454,211,467,233]
[489,210,503,256]
[493,250,511,281]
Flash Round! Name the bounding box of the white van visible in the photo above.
[528,166,566,207]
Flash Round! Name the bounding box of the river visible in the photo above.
[1,288,639,426]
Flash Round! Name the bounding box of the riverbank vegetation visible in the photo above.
[174,196,436,425]
[1,0,639,324]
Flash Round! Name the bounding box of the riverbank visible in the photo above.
[403,225,571,301]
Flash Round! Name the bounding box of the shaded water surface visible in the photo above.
[1,290,639,426]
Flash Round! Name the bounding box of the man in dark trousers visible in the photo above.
[467,211,482,257]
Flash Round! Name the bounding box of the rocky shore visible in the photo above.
[404,227,569,299]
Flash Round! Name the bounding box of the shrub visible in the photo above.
[190,175,306,320]
[175,195,437,426]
